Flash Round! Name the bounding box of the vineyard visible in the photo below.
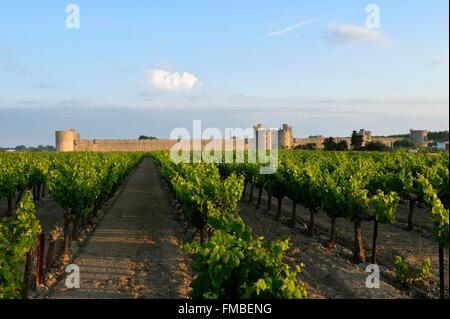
[0,150,448,299]
[0,152,143,298]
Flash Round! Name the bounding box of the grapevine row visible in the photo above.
[0,152,143,298]
[224,150,448,298]
[152,152,308,299]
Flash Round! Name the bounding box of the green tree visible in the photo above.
[323,137,336,151]
[351,131,364,150]
[393,139,414,148]
[365,142,390,151]
[138,135,158,140]
[295,143,317,150]
[428,131,449,142]
[14,145,26,152]
[336,140,349,151]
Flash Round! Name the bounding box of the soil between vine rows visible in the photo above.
[42,158,192,299]
[238,187,449,299]
[1,158,448,299]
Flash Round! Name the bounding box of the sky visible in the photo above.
[0,0,449,146]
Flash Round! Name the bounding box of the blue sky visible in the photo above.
[0,0,448,146]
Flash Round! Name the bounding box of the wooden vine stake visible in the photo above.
[35,233,45,286]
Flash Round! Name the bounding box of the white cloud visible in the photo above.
[327,22,388,46]
[260,19,318,40]
[149,69,199,90]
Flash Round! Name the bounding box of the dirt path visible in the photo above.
[44,158,191,299]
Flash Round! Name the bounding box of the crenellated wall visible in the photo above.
[75,139,178,152]
[56,129,248,152]
[293,136,402,149]
[56,128,406,152]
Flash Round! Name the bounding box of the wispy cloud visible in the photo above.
[0,46,13,56]
[429,58,448,66]
[34,84,54,90]
[0,46,31,77]
[260,18,318,40]
[1,60,31,76]
[327,22,389,47]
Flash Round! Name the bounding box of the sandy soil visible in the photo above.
[240,187,449,299]
[2,159,447,299]
[42,158,191,299]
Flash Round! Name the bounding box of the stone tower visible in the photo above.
[55,129,79,152]
[253,124,272,150]
[278,124,293,149]
[410,129,428,148]
[358,129,372,147]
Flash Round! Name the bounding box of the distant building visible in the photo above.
[55,128,80,152]
[358,129,372,147]
[251,123,294,150]
[278,124,293,149]
[308,135,324,139]
[410,129,428,148]
[437,141,449,151]
[253,124,272,150]
[55,129,248,152]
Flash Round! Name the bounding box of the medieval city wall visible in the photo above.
[75,139,249,152]
[293,136,402,149]
[56,129,406,152]
[75,139,178,152]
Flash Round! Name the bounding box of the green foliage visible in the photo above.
[394,256,432,285]
[152,151,308,299]
[335,140,349,151]
[284,157,322,211]
[365,142,390,151]
[323,137,348,151]
[369,191,399,224]
[47,152,142,219]
[138,135,158,140]
[183,231,307,299]
[0,152,142,298]
[417,175,449,248]
[393,139,414,149]
[0,192,41,299]
[351,131,364,150]
[295,143,317,150]
[323,137,336,151]
[427,131,449,142]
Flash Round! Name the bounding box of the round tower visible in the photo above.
[410,129,428,148]
[55,129,76,152]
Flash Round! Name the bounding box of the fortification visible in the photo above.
[55,129,249,152]
[55,129,78,152]
[410,129,428,148]
[357,129,372,147]
[292,133,402,149]
[278,124,293,149]
[56,126,408,152]
[253,124,272,150]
